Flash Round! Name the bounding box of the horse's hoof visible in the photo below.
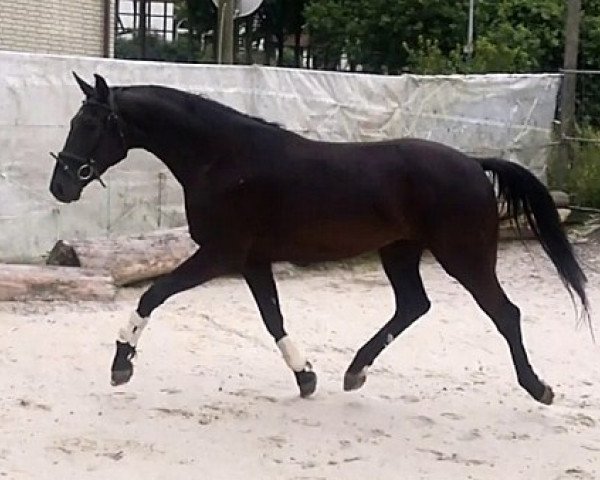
[111,367,133,386]
[344,368,367,391]
[295,370,317,398]
[536,384,554,405]
[111,341,136,386]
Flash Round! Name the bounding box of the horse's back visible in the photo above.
[285,137,497,226]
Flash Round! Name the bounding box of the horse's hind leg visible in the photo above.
[244,263,316,397]
[344,241,431,391]
[431,240,554,405]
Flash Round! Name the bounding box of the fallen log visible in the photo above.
[0,264,116,301]
[499,208,571,241]
[550,190,570,209]
[498,190,569,220]
[47,227,197,286]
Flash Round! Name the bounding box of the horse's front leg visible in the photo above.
[111,246,243,386]
[244,263,316,397]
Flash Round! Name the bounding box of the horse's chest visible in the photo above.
[182,186,256,243]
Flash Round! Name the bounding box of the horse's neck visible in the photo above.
[119,89,223,187]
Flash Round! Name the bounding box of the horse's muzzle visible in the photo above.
[50,177,81,203]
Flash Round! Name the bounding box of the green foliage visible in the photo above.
[305,0,469,73]
[403,37,459,75]
[304,0,566,75]
[171,0,307,66]
[576,1,600,126]
[474,0,564,72]
[175,0,217,36]
[115,35,212,63]
[551,126,600,208]
[302,0,347,68]
[567,146,600,208]
[546,124,600,209]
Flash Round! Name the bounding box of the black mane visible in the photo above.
[116,85,284,131]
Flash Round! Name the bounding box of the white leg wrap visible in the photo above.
[277,336,308,372]
[118,311,149,347]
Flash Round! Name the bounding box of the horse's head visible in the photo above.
[50,73,127,203]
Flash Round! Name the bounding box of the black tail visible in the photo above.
[478,158,589,318]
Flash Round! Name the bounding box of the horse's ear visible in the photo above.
[73,71,94,98]
[94,74,110,103]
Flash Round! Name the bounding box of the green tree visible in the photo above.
[472,0,564,72]
[305,0,469,73]
[173,0,306,66]
[576,0,600,125]
[305,0,566,75]
[175,0,218,61]
[303,0,348,68]
[254,0,306,66]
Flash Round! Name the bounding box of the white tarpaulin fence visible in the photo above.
[0,50,560,261]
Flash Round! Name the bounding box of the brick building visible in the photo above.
[0,0,114,57]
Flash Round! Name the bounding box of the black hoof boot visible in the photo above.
[536,383,554,405]
[111,341,136,386]
[294,364,317,398]
[343,368,367,391]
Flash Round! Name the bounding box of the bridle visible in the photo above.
[50,94,126,188]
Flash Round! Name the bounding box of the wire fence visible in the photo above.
[560,67,600,142]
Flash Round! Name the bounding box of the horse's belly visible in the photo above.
[253,219,409,263]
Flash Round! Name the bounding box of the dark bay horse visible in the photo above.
[50,73,588,405]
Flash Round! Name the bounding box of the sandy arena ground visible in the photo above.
[1,241,599,480]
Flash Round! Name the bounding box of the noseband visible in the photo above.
[50,95,126,188]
